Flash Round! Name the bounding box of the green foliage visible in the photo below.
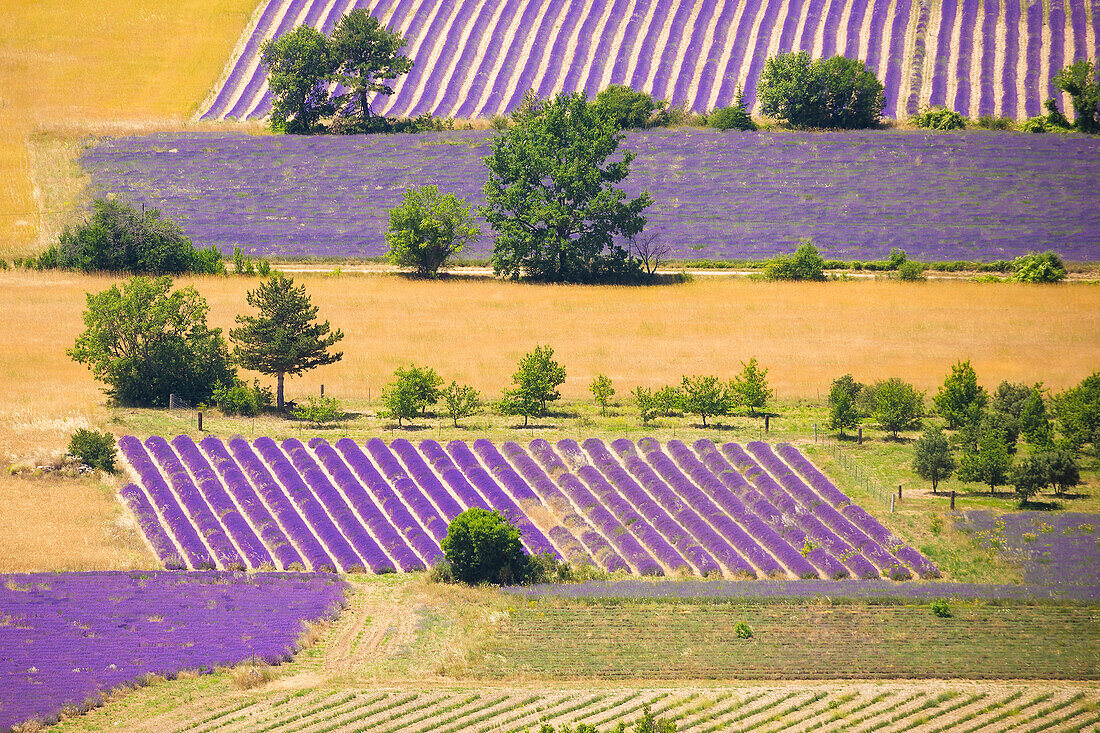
[734,621,754,639]
[498,345,567,427]
[230,274,344,411]
[910,106,967,130]
[441,380,481,427]
[68,276,235,407]
[381,365,442,426]
[39,199,223,275]
[330,8,412,123]
[590,374,615,415]
[291,395,343,427]
[731,358,773,415]
[709,86,756,131]
[973,114,1014,130]
[827,374,863,435]
[536,704,675,733]
[1020,116,1049,133]
[764,239,827,281]
[524,551,574,584]
[1052,59,1099,133]
[871,377,925,439]
[1044,450,1081,495]
[632,386,661,425]
[758,51,885,129]
[261,25,335,133]
[896,259,926,281]
[385,185,480,276]
[231,246,272,277]
[481,91,652,282]
[655,385,683,416]
[68,429,117,472]
[211,378,273,416]
[930,599,951,618]
[1018,385,1054,447]
[1011,454,1049,505]
[441,508,528,585]
[958,426,1013,492]
[332,112,454,134]
[912,425,956,493]
[1009,251,1067,282]
[1053,372,1100,454]
[679,375,735,427]
[933,360,988,430]
[1043,98,1073,129]
[592,84,664,129]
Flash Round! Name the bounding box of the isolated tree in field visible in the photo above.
[912,426,956,494]
[1044,450,1081,496]
[1051,59,1099,133]
[441,508,528,584]
[230,274,344,411]
[499,345,566,426]
[380,365,442,425]
[441,381,481,427]
[958,427,1013,493]
[68,276,235,407]
[828,374,863,436]
[934,360,988,430]
[758,51,885,129]
[680,375,735,427]
[261,25,335,133]
[482,91,653,282]
[386,185,480,276]
[330,8,412,123]
[871,378,924,439]
[764,239,827,281]
[590,374,615,415]
[731,358,773,416]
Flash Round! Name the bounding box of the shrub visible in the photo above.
[291,395,343,426]
[930,599,951,618]
[764,239,827,281]
[632,386,660,425]
[1020,116,1048,133]
[385,185,481,276]
[1009,251,1066,283]
[441,508,528,585]
[68,429,117,472]
[897,260,926,281]
[593,84,665,129]
[973,114,1014,130]
[709,86,756,131]
[758,51,885,128]
[441,381,481,427]
[212,378,273,416]
[735,621,754,639]
[911,106,966,130]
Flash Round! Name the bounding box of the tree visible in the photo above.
[680,375,735,427]
[1011,455,1048,506]
[626,231,670,276]
[68,429,117,473]
[499,345,567,427]
[1009,251,1067,283]
[404,365,443,415]
[632,386,660,425]
[441,381,481,427]
[261,25,335,133]
[871,377,924,438]
[764,239,827,281]
[481,91,653,282]
[592,84,663,129]
[1044,450,1081,496]
[40,199,223,275]
[758,51,885,129]
[385,185,480,276]
[731,358,773,415]
[380,365,442,425]
[330,8,412,123]
[709,86,756,131]
[1053,372,1100,454]
[958,427,1013,493]
[1019,385,1054,447]
[828,374,863,436]
[1052,59,1099,133]
[441,508,528,585]
[912,426,956,493]
[933,360,988,430]
[655,385,683,416]
[590,374,615,415]
[230,274,344,411]
[68,276,234,407]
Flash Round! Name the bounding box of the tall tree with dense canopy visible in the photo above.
[933,360,987,430]
[230,274,344,411]
[828,374,863,436]
[871,378,925,438]
[758,52,885,129]
[1052,60,1099,133]
[958,427,1013,493]
[912,426,956,493]
[330,9,412,123]
[481,91,653,282]
[441,508,528,585]
[260,26,335,133]
[385,185,480,276]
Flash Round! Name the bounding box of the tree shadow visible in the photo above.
[507,423,559,430]
[382,422,431,432]
[1019,499,1064,511]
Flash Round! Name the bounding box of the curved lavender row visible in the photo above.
[533,0,586,101]
[282,438,397,573]
[695,0,740,107]
[951,0,977,113]
[227,437,336,572]
[714,0,763,104]
[311,438,433,570]
[741,0,784,110]
[862,0,888,71]
[650,0,697,102]
[172,435,273,570]
[446,440,560,558]
[118,436,213,569]
[119,484,186,569]
[417,439,492,512]
[528,439,663,576]
[405,0,480,117]
[502,0,563,113]
[145,436,244,571]
[225,0,312,119]
[388,438,464,525]
[453,0,526,118]
[582,438,719,576]
[666,439,816,579]
[473,440,589,563]
[202,0,287,119]
[474,0,543,116]
[628,0,676,92]
[881,0,912,118]
[253,437,360,573]
[199,436,304,570]
[436,0,499,113]
[977,0,998,115]
[819,0,846,58]
[500,441,630,573]
[342,438,449,544]
[1023,0,1044,118]
[559,438,689,574]
[669,0,717,105]
[805,546,850,579]
[617,438,756,578]
[844,0,870,57]
[581,0,632,99]
[927,0,958,107]
[774,443,852,507]
[1048,0,1065,105]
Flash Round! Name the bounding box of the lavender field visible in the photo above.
[0,572,345,731]
[119,436,939,581]
[81,130,1100,261]
[202,0,1097,122]
[955,511,1100,587]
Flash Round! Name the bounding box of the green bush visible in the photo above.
[1020,116,1049,133]
[1009,251,1066,283]
[593,85,665,129]
[441,508,529,585]
[709,86,756,131]
[68,429,117,472]
[897,260,926,281]
[931,599,951,618]
[211,379,273,416]
[735,621,754,639]
[973,114,1014,130]
[764,239,827,281]
[291,395,343,426]
[758,51,885,129]
[910,107,966,130]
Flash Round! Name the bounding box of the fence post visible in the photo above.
[321,384,324,397]
[197,411,203,432]
[950,490,956,510]
[764,415,770,433]
[858,427,863,445]
[814,424,818,443]
[890,494,895,513]
[898,484,902,499]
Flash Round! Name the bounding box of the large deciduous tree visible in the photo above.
[912,426,956,493]
[385,185,480,276]
[758,51,885,129]
[1052,60,1099,133]
[330,8,412,123]
[260,25,335,134]
[481,91,653,282]
[871,377,925,439]
[933,360,988,430]
[230,274,344,411]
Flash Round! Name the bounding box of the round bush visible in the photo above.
[441,508,528,585]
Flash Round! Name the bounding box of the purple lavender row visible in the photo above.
[311,438,432,570]
[202,0,287,119]
[882,0,912,118]
[225,0,312,119]
[1023,0,1044,117]
[446,440,560,558]
[628,0,676,93]
[741,0,784,111]
[951,0,978,113]
[283,438,402,573]
[119,436,213,569]
[558,439,687,574]
[227,437,336,572]
[498,441,629,572]
[1069,0,1088,65]
[977,0,998,115]
[641,438,788,578]
[844,0,870,57]
[253,437,361,572]
[585,0,635,100]
[650,0,697,102]
[417,439,493,512]
[359,0,417,115]
[528,439,662,576]
[146,436,245,571]
[435,0,498,113]
[862,0,888,72]
[118,484,185,569]
[695,0,740,108]
[504,0,563,114]
[669,0,716,105]
[447,0,522,117]
[719,443,855,579]
[615,439,755,578]
[819,0,846,58]
[714,0,764,105]
[583,438,719,576]
[471,0,543,117]
[388,438,464,526]
[345,438,449,544]
[571,0,621,94]
[689,440,821,579]
[533,0,586,101]
[405,0,480,117]
[1048,0,1066,104]
[774,444,852,507]
[1001,0,1021,118]
[171,436,274,570]
[927,0,958,107]
[473,440,589,563]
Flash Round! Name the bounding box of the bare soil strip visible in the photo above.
[708,0,751,109]
[379,0,450,116]
[593,0,634,94]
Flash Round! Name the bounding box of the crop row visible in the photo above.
[203,0,1096,123]
[118,436,937,580]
